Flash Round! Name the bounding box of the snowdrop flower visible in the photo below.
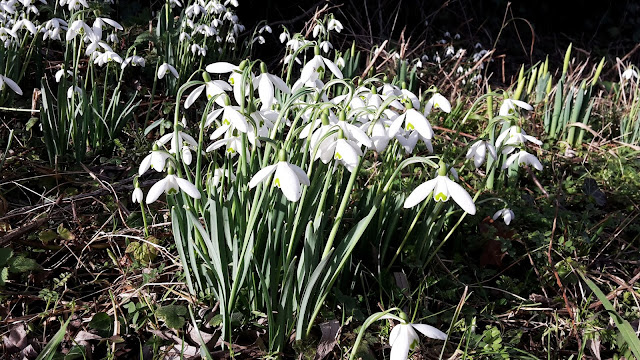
[503,150,543,171]
[170,0,182,7]
[185,77,232,108]
[493,208,514,225]
[299,47,343,83]
[158,63,179,79]
[157,129,198,165]
[248,153,310,202]
[0,75,22,95]
[191,44,207,56]
[67,85,82,99]
[206,132,243,157]
[379,312,447,360]
[284,54,301,65]
[253,63,290,110]
[336,56,345,68]
[499,99,533,117]
[258,25,272,33]
[12,19,37,36]
[205,62,249,105]
[131,179,144,203]
[496,126,542,154]
[93,51,123,66]
[146,170,201,204]
[55,68,73,83]
[316,131,362,172]
[362,119,393,153]
[424,93,451,116]
[121,55,145,69]
[404,162,476,214]
[395,131,433,155]
[252,35,265,44]
[622,67,638,81]
[92,17,123,40]
[466,140,497,168]
[319,40,332,53]
[65,20,91,41]
[59,0,88,11]
[389,103,434,140]
[312,23,324,38]
[139,144,172,175]
[327,18,343,32]
[206,100,248,135]
[279,29,289,43]
[209,168,236,188]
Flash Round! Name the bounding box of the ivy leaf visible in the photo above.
[125,237,159,264]
[57,224,75,241]
[39,230,58,244]
[89,312,112,332]
[9,256,41,273]
[157,305,187,329]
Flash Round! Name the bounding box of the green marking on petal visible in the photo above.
[274,178,281,187]
[168,188,178,195]
[335,152,342,160]
[229,78,235,85]
[406,122,415,131]
[227,147,235,153]
[223,118,230,125]
[434,192,448,202]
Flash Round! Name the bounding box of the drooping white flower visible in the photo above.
[184,79,232,108]
[317,136,362,172]
[379,313,447,360]
[466,140,497,168]
[93,51,123,66]
[424,93,451,116]
[139,147,172,175]
[503,150,543,171]
[389,106,434,140]
[499,99,533,117]
[121,55,146,69]
[327,18,343,32]
[404,164,476,214]
[249,160,310,202]
[253,65,290,110]
[157,130,198,165]
[493,208,514,225]
[131,187,143,203]
[622,67,638,81]
[146,173,201,203]
[496,126,542,154]
[206,101,249,136]
[299,50,343,84]
[157,63,179,79]
[209,168,236,188]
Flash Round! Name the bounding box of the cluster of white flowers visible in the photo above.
[178,0,244,54]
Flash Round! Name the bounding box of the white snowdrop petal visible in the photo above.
[412,324,447,340]
[146,178,168,203]
[389,326,411,360]
[275,163,301,201]
[185,84,205,108]
[248,164,277,188]
[175,177,201,199]
[404,178,438,208]
[446,179,476,214]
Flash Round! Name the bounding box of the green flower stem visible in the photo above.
[140,202,150,238]
[321,159,362,259]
